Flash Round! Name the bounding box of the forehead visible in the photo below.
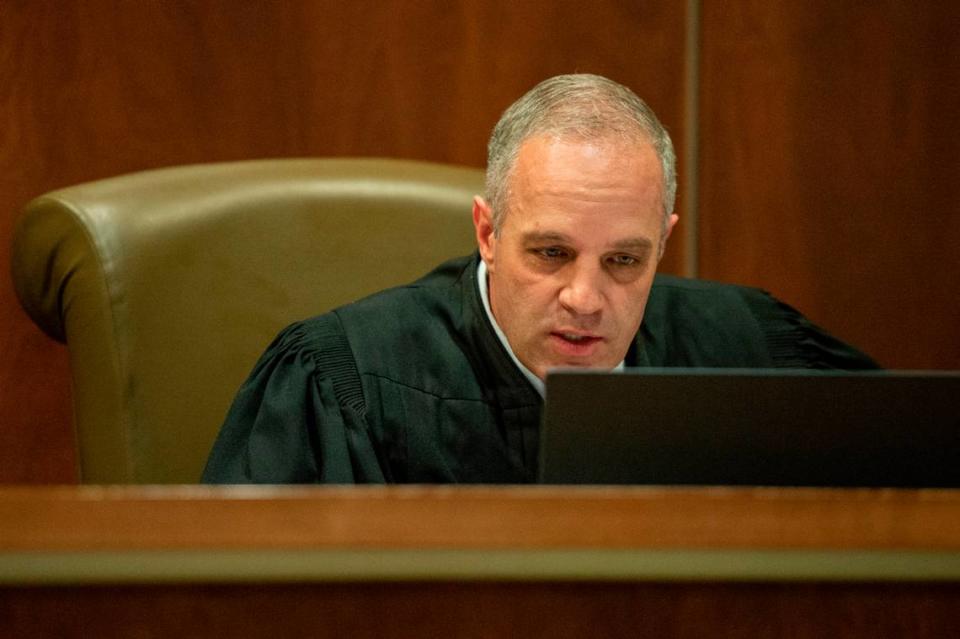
[506,135,664,229]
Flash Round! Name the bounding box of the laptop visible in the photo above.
[539,368,960,487]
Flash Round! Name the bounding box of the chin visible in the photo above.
[543,361,606,377]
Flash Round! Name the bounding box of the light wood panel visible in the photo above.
[2,485,960,551]
[0,1,686,483]
[698,1,960,369]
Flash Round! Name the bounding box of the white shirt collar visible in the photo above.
[477,259,546,397]
[476,259,625,399]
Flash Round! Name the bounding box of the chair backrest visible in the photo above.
[12,158,483,483]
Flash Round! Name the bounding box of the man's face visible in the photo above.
[474,135,677,381]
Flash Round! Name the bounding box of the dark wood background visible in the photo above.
[1,1,957,483]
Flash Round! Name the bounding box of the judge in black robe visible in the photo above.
[203,73,877,485]
[202,253,876,484]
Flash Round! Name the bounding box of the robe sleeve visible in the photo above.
[739,288,880,370]
[201,321,385,484]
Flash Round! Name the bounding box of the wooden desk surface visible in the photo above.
[3,485,960,583]
[3,486,960,638]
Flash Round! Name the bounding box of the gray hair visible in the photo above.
[485,74,677,235]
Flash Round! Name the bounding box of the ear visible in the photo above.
[473,195,497,267]
[657,213,680,261]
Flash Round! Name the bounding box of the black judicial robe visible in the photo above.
[201,253,877,484]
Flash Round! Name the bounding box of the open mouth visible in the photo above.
[550,332,603,355]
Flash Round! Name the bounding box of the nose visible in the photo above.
[558,262,605,316]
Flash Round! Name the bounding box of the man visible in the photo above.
[202,74,875,484]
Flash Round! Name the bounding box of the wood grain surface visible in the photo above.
[3,485,960,637]
[698,1,960,369]
[2,485,960,550]
[2,582,960,639]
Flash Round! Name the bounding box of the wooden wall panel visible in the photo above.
[0,1,687,482]
[698,1,960,369]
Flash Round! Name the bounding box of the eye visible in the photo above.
[534,246,569,260]
[608,254,639,267]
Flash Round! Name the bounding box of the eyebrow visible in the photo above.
[521,231,571,245]
[521,231,654,254]
[610,238,654,253]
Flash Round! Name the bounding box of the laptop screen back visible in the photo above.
[539,369,960,487]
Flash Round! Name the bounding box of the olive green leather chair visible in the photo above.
[12,158,483,484]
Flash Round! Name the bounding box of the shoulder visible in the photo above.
[650,273,759,296]
[297,253,486,398]
[647,274,769,326]
[335,253,474,326]
[643,274,877,369]
[643,275,772,365]
[259,253,474,376]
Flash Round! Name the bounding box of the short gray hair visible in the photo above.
[485,74,677,235]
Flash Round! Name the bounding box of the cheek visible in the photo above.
[502,280,559,336]
[503,261,553,300]
[616,284,652,327]
[519,277,561,309]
